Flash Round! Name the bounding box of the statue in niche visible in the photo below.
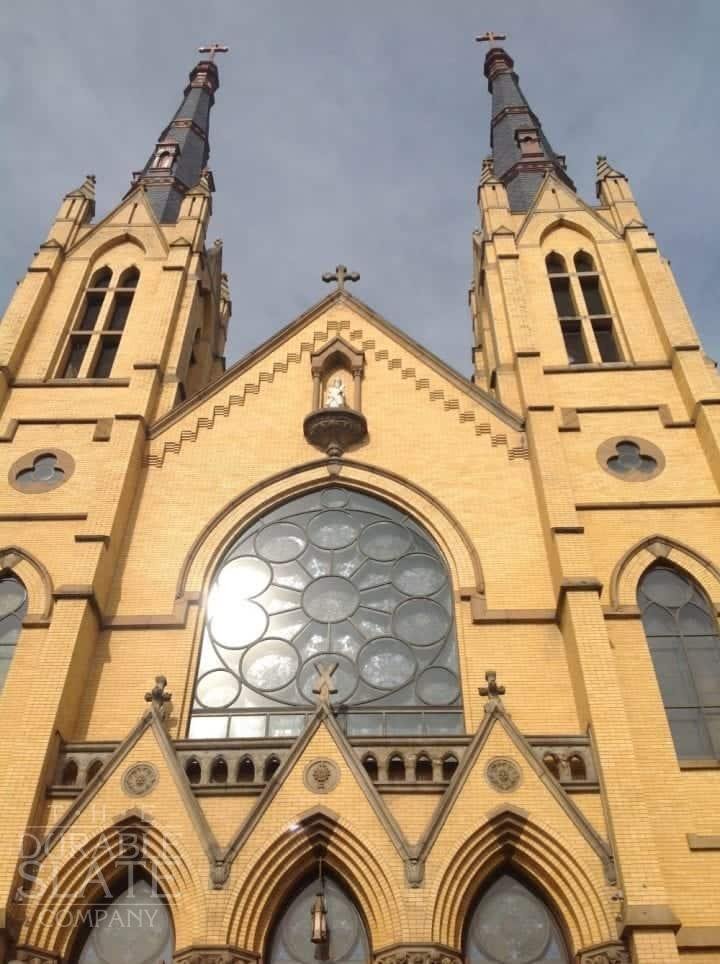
[324,376,346,409]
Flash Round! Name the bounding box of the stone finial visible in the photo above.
[312,661,338,706]
[145,675,172,718]
[479,669,505,710]
[479,156,496,186]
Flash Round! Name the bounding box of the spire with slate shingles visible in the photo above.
[483,44,575,210]
[129,56,223,223]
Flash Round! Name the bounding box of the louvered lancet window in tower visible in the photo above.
[59,266,138,379]
[189,487,463,739]
[465,874,570,964]
[638,565,720,760]
[546,251,621,365]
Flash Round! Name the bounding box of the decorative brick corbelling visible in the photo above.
[173,947,257,964]
[374,943,462,964]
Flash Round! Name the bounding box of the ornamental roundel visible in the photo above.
[189,487,463,740]
[485,757,521,793]
[303,758,341,794]
[596,437,664,482]
[10,448,75,493]
[122,762,159,797]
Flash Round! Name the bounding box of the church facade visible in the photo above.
[0,41,718,964]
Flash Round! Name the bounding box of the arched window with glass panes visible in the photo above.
[638,564,720,761]
[59,266,139,379]
[0,574,27,693]
[546,250,620,365]
[268,876,370,964]
[464,873,570,964]
[189,487,463,739]
[72,874,174,964]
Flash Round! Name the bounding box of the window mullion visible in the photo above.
[78,333,100,378]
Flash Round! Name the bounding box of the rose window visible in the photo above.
[189,487,463,739]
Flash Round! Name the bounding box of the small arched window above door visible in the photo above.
[268,877,370,964]
[465,874,569,964]
[74,876,174,964]
[638,564,720,760]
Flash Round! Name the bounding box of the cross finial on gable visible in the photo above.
[312,661,339,706]
[322,265,360,292]
[145,674,172,718]
[479,669,506,712]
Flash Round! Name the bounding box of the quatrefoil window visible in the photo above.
[10,449,74,492]
[597,437,664,481]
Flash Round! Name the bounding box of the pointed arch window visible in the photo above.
[189,486,463,739]
[638,565,720,760]
[545,251,621,365]
[59,266,139,379]
[73,875,174,964]
[0,574,28,693]
[465,874,569,963]
[268,876,370,964]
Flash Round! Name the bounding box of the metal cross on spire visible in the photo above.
[475,31,507,47]
[322,265,360,292]
[198,43,230,61]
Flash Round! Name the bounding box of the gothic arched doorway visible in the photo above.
[464,873,569,964]
[268,876,370,964]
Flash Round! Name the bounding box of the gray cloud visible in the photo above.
[1,0,718,374]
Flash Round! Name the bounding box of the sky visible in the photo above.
[1,0,718,376]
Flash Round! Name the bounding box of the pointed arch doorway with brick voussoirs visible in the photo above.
[189,486,464,739]
[464,873,570,964]
[267,876,370,964]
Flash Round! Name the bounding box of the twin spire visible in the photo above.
[479,37,575,210]
[130,46,227,223]
[128,38,574,224]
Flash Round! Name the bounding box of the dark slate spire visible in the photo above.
[130,57,221,223]
[483,45,575,211]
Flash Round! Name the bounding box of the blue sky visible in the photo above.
[1,0,718,374]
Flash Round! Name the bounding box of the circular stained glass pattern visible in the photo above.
[218,557,272,597]
[256,522,307,562]
[308,511,359,549]
[243,639,299,691]
[358,638,416,689]
[303,576,360,622]
[417,666,459,705]
[359,521,413,561]
[210,600,267,648]
[392,553,446,596]
[191,487,462,736]
[394,599,451,646]
[196,670,240,708]
[467,875,568,964]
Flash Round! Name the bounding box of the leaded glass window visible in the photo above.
[0,575,27,692]
[189,487,463,739]
[269,877,369,964]
[465,875,569,964]
[75,879,174,964]
[638,565,720,760]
